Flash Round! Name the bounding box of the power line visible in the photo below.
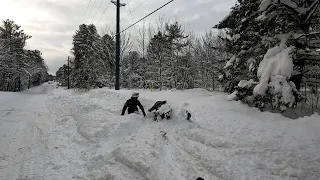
[119,0,174,35]
[129,0,148,14]
[126,0,138,34]
[120,0,148,22]
[96,2,112,25]
[86,0,97,23]
[82,0,92,23]
[91,0,104,24]
[84,0,92,17]
[126,0,134,22]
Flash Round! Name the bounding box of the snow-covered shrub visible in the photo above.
[227,79,258,104]
[253,44,300,111]
[214,0,320,112]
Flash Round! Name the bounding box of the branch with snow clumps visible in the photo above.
[253,43,297,109]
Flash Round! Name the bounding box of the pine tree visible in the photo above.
[146,31,171,90]
[121,51,144,88]
[23,50,48,88]
[56,64,69,87]
[97,33,116,87]
[72,24,103,89]
[214,0,265,94]
[164,22,189,89]
[193,31,230,90]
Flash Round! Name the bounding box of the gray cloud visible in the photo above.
[1,0,236,75]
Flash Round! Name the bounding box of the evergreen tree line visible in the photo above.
[60,0,320,110]
[0,19,49,92]
[58,18,230,91]
[57,0,320,111]
[56,24,115,90]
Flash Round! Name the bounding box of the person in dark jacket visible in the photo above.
[148,101,172,121]
[121,92,146,116]
[148,101,167,112]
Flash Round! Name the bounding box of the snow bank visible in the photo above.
[38,86,320,180]
[253,44,296,106]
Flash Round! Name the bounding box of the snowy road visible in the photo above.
[1,85,320,180]
[0,84,55,180]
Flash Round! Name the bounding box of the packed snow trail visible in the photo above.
[0,83,56,180]
[46,87,320,180]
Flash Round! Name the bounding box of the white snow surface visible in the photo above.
[1,84,320,180]
[254,45,295,106]
[227,90,238,101]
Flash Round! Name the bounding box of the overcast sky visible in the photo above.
[0,0,236,75]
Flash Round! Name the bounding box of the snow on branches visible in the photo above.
[253,44,298,110]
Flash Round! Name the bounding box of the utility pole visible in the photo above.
[112,0,126,90]
[67,56,70,89]
[28,75,31,89]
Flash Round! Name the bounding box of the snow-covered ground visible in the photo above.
[1,84,320,180]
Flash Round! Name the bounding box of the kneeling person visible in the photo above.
[121,92,146,117]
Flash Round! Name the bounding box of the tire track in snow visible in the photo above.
[152,115,233,180]
[161,131,223,180]
[45,92,154,179]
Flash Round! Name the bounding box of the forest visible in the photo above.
[0,19,49,92]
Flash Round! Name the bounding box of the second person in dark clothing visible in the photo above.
[148,100,172,121]
[121,92,146,117]
[148,101,167,112]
